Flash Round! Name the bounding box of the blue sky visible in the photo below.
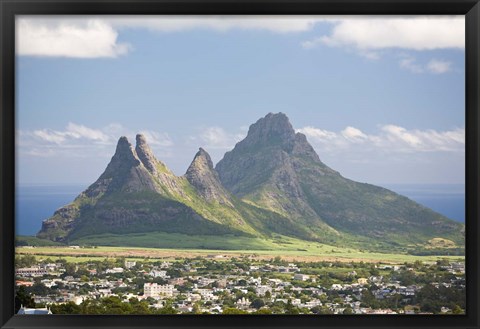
[16,16,465,186]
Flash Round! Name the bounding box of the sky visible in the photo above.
[16,15,465,186]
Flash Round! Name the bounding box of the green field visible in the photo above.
[16,232,464,264]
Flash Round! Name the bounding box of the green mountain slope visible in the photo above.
[216,113,464,249]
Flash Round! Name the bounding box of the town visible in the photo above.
[15,252,465,315]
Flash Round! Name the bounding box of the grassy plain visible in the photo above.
[16,232,464,264]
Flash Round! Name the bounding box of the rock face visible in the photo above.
[185,148,233,206]
[85,136,156,196]
[38,113,464,251]
[135,134,159,174]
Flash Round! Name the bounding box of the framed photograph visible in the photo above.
[1,1,479,329]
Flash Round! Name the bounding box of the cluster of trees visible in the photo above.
[415,284,465,314]
[49,297,177,315]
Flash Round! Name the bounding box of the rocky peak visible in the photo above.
[190,147,214,171]
[249,112,295,138]
[83,136,159,197]
[238,112,296,152]
[185,148,232,205]
[292,132,321,161]
[104,136,141,175]
[135,134,158,174]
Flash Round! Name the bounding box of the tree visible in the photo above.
[343,307,354,315]
[285,300,300,314]
[223,308,248,314]
[50,302,82,314]
[251,298,265,309]
[452,305,464,314]
[15,286,35,313]
[15,255,37,268]
[311,306,333,314]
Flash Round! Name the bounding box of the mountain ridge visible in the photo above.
[37,113,464,254]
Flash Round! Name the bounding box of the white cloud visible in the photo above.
[297,124,464,154]
[139,130,173,147]
[297,126,337,141]
[32,123,110,144]
[20,123,174,157]
[398,56,453,74]
[427,59,452,74]
[399,56,424,73]
[110,16,321,33]
[187,126,246,150]
[17,18,130,58]
[65,122,110,142]
[381,125,422,147]
[16,16,322,58]
[303,16,464,51]
[341,126,368,141]
[32,129,67,144]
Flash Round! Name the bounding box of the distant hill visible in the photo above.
[37,113,464,254]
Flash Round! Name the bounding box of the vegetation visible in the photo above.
[15,255,465,315]
[16,239,464,264]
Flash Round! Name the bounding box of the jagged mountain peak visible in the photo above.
[136,133,148,147]
[244,112,296,149]
[115,136,138,161]
[135,133,159,174]
[191,147,214,170]
[101,136,141,178]
[185,148,233,206]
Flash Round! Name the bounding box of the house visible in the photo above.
[169,278,186,286]
[215,278,227,288]
[149,269,167,278]
[17,306,52,315]
[16,280,33,287]
[255,285,272,296]
[236,297,251,309]
[144,283,174,297]
[105,267,124,274]
[124,260,136,269]
[357,278,369,285]
[293,273,309,281]
[331,284,343,290]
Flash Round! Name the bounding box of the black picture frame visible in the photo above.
[1,1,479,328]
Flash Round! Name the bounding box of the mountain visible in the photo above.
[37,113,464,253]
[37,135,242,241]
[216,113,464,249]
[37,134,299,242]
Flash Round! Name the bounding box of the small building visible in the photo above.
[105,267,124,274]
[357,278,369,285]
[236,297,251,309]
[124,260,137,269]
[255,285,273,296]
[293,273,310,281]
[17,306,52,315]
[16,280,34,287]
[149,270,167,278]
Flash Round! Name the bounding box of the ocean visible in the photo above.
[15,183,465,237]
